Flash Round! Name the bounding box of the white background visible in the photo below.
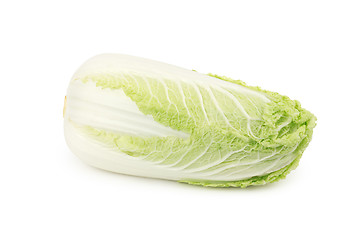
[1,1,359,239]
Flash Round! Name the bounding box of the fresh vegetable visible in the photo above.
[64,54,316,187]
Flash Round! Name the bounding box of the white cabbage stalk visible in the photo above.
[64,54,316,187]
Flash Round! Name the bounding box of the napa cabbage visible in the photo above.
[64,54,316,187]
